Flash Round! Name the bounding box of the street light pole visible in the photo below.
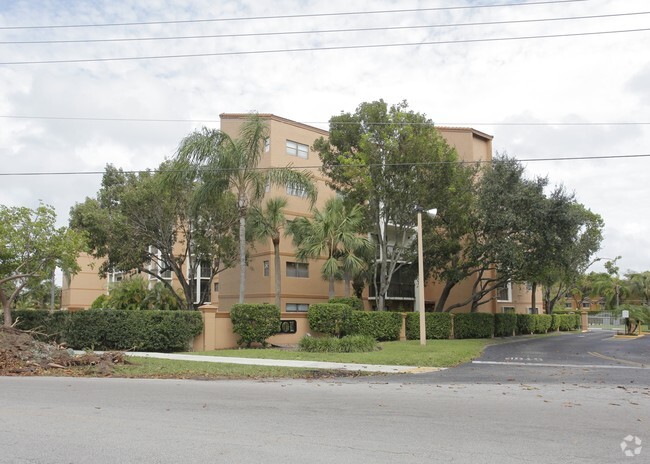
[416,207,437,346]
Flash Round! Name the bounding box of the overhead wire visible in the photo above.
[2,153,650,177]
[3,11,646,45]
[0,0,590,30]
[1,27,648,65]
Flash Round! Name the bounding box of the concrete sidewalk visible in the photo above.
[79,351,442,374]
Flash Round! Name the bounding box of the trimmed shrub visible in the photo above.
[64,310,203,352]
[230,303,280,347]
[328,297,364,311]
[347,311,402,341]
[405,312,452,340]
[494,313,517,337]
[308,303,353,338]
[453,313,494,339]
[516,314,536,335]
[11,310,69,343]
[534,314,552,334]
[298,334,378,353]
[551,314,561,331]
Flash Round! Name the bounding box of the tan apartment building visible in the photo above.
[62,113,541,314]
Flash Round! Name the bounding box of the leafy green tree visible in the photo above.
[315,100,459,310]
[0,203,85,326]
[289,198,373,298]
[420,156,546,312]
[538,201,603,313]
[71,162,240,310]
[249,197,289,308]
[173,114,317,303]
[624,271,650,306]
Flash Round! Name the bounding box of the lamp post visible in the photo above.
[416,206,437,346]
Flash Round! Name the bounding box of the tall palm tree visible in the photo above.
[289,197,373,298]
[249,197,288,308]
[174,114,317,303]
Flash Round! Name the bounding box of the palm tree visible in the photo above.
[289,197,373,298]
[175,114,317,303]
[625,271,650,306]
[249,197,288,308]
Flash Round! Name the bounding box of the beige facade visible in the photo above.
[61,253,108,311]
[63,113,540,316]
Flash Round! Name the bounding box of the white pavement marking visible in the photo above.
[74,350,444,374]
[472,360,648,370]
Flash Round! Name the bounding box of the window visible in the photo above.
[189,258,211,305]
[501,306,515,314]
[108,271,124,284]
[286,303,309,312]
[286,183,308,198]
[148,246,172,284]
[286,262,309,278]
[565,302,573,309]
[213,282,219,293]
[264,137,270,153]
[496,281,512,302]
[263,260,270,277]
[582,301,591,309]
[528,307,539,315]
[286,140,308,159]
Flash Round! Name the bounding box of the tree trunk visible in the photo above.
[435,281,456,312]
[238,212,246,304]
[273,240,281,309]
[530,282,537,314]
[329,276,335,299]
[343,271,350,297]
[3,305,10,327]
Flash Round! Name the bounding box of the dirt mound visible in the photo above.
[0,326,129,376]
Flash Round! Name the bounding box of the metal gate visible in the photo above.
[587,311,624,330]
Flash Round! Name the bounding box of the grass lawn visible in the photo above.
[111,357,360,380]
[190,339,495,368]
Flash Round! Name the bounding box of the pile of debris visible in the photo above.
[0,326,129,376]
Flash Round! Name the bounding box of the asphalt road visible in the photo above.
[1,375,648,464]
[390,330,650,386]
[1,331,648,464]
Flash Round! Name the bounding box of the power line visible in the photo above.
[1,114,649,126]
[2,27,647,65]
[1,153,649,177]
[4,11,645,45]
[0,0,589,30]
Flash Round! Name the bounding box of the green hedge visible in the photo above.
[64,310,203,352]
[347,311,402,341]
[494,313,517,337]
[298,334,378,353]
[307,305,401,341]
[13,309,203,352]
[405,312,452,340]
[534,314,552,334]
[308,303,353,337]
[453,313,494,339]
[230,303,280,347]
[516,314,536,335]
[11,310,69,343]
[328,297,364,311]
[551,313,580,331]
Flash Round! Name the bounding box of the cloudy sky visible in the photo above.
[1,0,649,274]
